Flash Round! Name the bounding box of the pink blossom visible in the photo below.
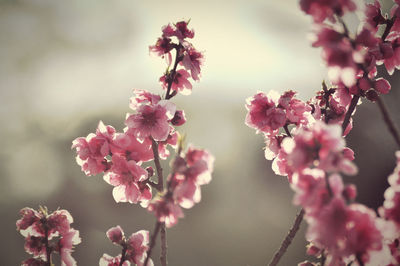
[126,230,153,266]
[16,208,40,232]
[110,133,153,163]
[59,229,81,266]
[344,204,383,264]
[103,154,151,204]
[129,89,161,110]
[99,254,130,266]
[300,0,357,23]
[379,151,400,230]
[364,0,385,31]
[46,209,74,237]
[158,130,179,160]
[148,198,184,228]
[282,122,356,174]
[72,121,114,176]
[161,21,194,43]
[291,169,330,215]
[21,258,47,266]
[149,37,173,64]
[245,91,286,135]
[374,78,391,94]
[181,44,204,81]
[106,226,125,245]
[125,100,176,141]
[170,110,186,126]
[160,69,192,95]
[278,91,312,126]
[24,235,46,257]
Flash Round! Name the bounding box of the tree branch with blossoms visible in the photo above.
[246,0,400,265]
[15,20,214,266]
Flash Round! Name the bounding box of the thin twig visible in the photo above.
[376,96,400,149]
[165,46,182,100]
[144,222,161,266]
[268,208,305,266]
[151,138,164,191]
[342,95,360,134]
[283,124,292,138]
[160,223,168,266]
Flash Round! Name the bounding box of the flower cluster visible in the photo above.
[150,20,204,97]
[72,21,213,231]
[246,0,400,265]
[306,0,400,101]
[148,146,214,227]
[16,206,81,266]
[100,226,152,266]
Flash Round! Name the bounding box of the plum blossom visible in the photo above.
[160,69,192,95]
[72,121,114,176]
[125,99,176,142]
[101,227,153,266]
[282,121,357,175]
[16,207,80,266]
[245,91,286,135]
[181,44,204,81]
[103,154,151,205]
[148,197,184,228]
[300,0,357,23]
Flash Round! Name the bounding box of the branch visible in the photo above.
[151,138,164,191]
[376,96,400,149]
[160,223,168,266]
[268,208,305,266]
[342,94,360,134]
[144,221,161,266]
[165,46,182,100]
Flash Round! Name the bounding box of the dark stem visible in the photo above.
[43,222,51,266]
[151,138,164,191]
[283,124,292,138]
[376,96,400,148]
[119,245,127,266]
[165,46,182,100]
[160,223,168,266]
[356,254,364,266]
[382,17,396,41]
[268,208,305,266]
[341,94,360,134]
[144,222,161,266]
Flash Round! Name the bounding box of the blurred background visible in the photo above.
[1,0,400,265]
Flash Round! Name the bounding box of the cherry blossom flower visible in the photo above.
[17,207,80,266]
[245,91,286,135]
[103,154,151,204]
[106,226,125,245]
[72,121,114,176]
[300,0,357,23]
[100,254,130,266]
[282,122,357,174]
[125,100,176,142]
[110,132,154,163]
[181,44,204,81]
[147,197,184,228]
[160,69,192,95]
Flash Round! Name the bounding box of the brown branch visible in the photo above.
[376,96,400,149]
[268,208,305,266]
[151,138,164,191]
[144,222,161,266]
[160,223,168,266]
[165,46,182,100]
[341,94,360,134]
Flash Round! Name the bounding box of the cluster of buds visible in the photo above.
[16,206,81,266]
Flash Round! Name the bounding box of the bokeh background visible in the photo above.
[1,0,400,265]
